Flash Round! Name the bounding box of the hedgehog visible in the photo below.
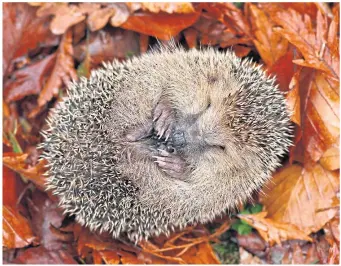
[41,44,292,242]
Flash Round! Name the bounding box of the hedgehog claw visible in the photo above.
[153,99,175,139]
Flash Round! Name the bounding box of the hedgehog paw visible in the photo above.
[153,99,175,141]
[153,149,187,180]
[125,120,153,142]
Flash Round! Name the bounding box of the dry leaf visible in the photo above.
[248,3,288,66]
[37,29,77,107]
[3,205,37,249]
[3,3,58,76]
[239,212,312,246]
[3,152,47,188]
[273,9,339,79]
[137,2,195,14]
[4,54,56,102]
[293,69,339,164]
[320,140,340,170]
[239,247,263,264]
[260,164,339,235]
[36,3,87,35]
[87,7,115,31]
[121,12,200,40]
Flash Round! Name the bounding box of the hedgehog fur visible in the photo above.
[41,45,292,242]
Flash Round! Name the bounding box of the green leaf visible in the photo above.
[231,221,241,231]
[250,203,263,214]
[240,209,251,215]
[237,223,252,235]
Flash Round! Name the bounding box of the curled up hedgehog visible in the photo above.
[41,44,292,242]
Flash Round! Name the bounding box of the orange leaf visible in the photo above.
[37,29,77,107]
[138,3,195,14]
[273,9,339,79]
[98,250,120,264]
[37,3,87,35]
[87,7,115,31]
[239,212,312,246]
[179,242,220,264]
[3,205,37,248]
[248,3,288,66]
[319,140,340,170]
[3,152,47,189]
[260,164,339,235]
[121,12,200,40]
[295,70,339,164]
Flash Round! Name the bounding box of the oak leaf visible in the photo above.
[136,2,195,14]
[3,205,37,249]
[260,164,339,235]
[319,140,340,171]
[238,212,312,246]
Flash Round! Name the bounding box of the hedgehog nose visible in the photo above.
[172,130,186,147]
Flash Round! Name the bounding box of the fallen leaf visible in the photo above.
[3,205,37,249]
[3,152,47,188]
[260,164,339,235]
[98,250,120,264]
[3,166,25,207]
[295,69,339,164]
[121,12,200,40]
[239,247,263,264]
[180,242,221,264]
[273,9,339,79]
[237,232,267,255]
[238,212,312,246]
[36,3,87,35]
[4,54,56,102]
[247,3,288,66]
[13,246,78,264]
[320,140,340,171]
[37,29,77,107]
[87,7,115,31]
[27,190,66,250]
[3,3,58,76]
[137,2,195,14]
[109,3,131,27]
[74,28,140,67]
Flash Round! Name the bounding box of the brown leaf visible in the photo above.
[4,54,56,102]
[121,12,200,40]
[98,250,120,264]
[273,9,339,79]
[87,7,115,31]
[37,29,77,107]
[109,3,131,27]
[239,247,263,264]
[320,140,340,170]
[3,3,58,76]
[237,232,267,255]
[285,69,301,125]
[36,3,86,35]
[197,3,252,38]
[137,2,195,14]
[260,164,339,235]
[248,3,288,66]
[13,246,78,264]
[3,205,37,249]
[74,28,140,67]
[27,190,67,250]
[294,69,339,164]
[180,242,220,264]
[3,152,47,189]
[239,212,312,246]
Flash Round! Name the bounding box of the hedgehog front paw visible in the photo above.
[125,120,153,142]
[153,99,175,141]
[153,148,187,180]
